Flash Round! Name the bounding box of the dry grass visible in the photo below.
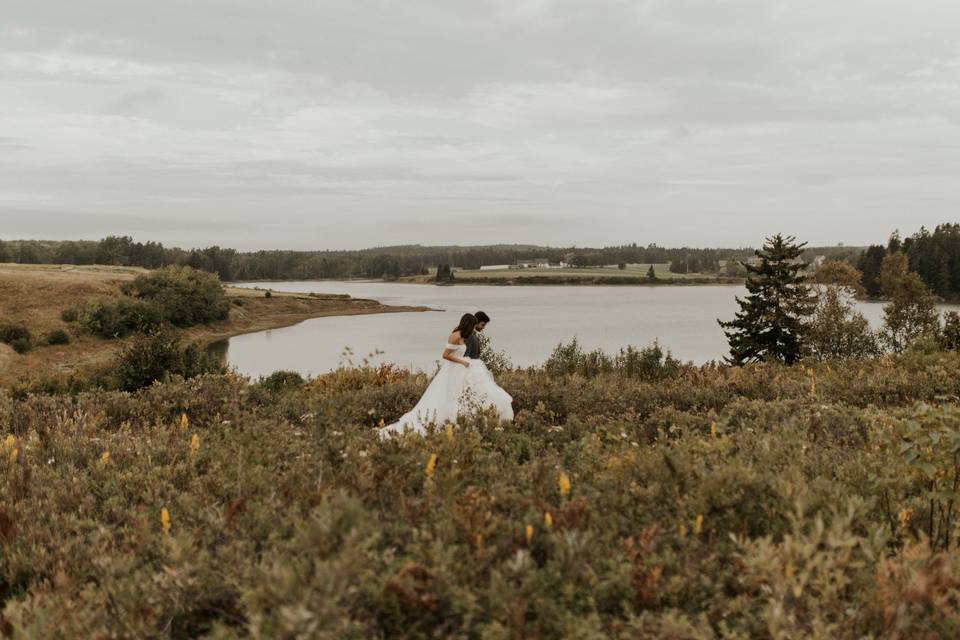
[0,263,428,383]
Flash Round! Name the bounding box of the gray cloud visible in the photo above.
[2,0,959,250]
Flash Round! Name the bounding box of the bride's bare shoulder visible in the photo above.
[448,330,463,345]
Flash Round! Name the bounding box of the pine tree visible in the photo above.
[718,235,816,365]
[646,265,657,280]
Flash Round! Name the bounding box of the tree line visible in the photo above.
[857,224,960,300]
[0,237,770,281]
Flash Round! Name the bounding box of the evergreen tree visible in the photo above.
[0,240,8,263]
[857,245,887,298]
[646,265,656,280]
[879,252,940,352]
[718,235,816,365]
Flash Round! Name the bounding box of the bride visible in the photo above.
[382,313,514,435]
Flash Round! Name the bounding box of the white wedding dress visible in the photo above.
[382,343,514,435]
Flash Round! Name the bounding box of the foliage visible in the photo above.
[112,328,224,391]
[880,252,941,353]
[941,311,960,351]
[719,234,816,365]
[0,323,33,354]
[545,338,681,380]
[79,297,165,338]
[121,265,230,327]
[44,329,70,345]
[811,259,866,297]
[59,307,78,323]
[435,263,455,282]
[5,351,960,635]
[808,286,879,360]
[477,331,514,374]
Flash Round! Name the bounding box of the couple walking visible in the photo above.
[382,311,514,435]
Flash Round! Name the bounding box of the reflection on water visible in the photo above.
[214,281,897,378]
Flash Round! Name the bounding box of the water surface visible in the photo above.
[215,281,898,378]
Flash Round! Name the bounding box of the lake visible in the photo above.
[213,281,898,378]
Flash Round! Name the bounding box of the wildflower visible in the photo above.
[378,418,385,428]
[101,451,110,465]
[806,368,816,396]
[445,423,454,441]
[678,523,687,540]
[544,511,553,530]
[161,507,171,534]
[785,560,795,578]
[190,433,200,458]
[475,533,484,557]
[525,524,534,545]
[425,453,438,481]
[710,421,717,439]
[558,472,571,497]
[179,413,189,430]
[9,448,18,464]
[693,514,704,535]
[4,435,14,449]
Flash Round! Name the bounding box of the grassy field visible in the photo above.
[2,345,960,636]
[0,263,427,384]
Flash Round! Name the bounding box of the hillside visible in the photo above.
[0,263,427,383]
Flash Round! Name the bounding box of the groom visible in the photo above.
[465,311,490,361]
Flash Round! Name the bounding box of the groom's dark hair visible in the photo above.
[475,311,491,323]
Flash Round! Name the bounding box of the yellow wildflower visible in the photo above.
[9,448,18,464]
[378,418,385,428]
[710,421,717,439]
[693,514,704,536]
[544,511,553,530]
[678,523,687,540]
[190,433,200,458]
[161,507,171,534]
[558,472,571,497]
[101,451,110,465]
[425,453,438,481]
[179,413,189,430]
[4,435,14,449]
[525,524,534,545]
[445,423,454,441]
[806,368,816,396]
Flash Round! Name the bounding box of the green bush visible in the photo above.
[111,328,224,391]
[79,297,165,338]
[121,265,230,327]
[9,336,33,354]
[257,370,306,392]
[45,329,70,345]
[59,308,78,323]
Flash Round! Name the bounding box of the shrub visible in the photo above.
[79,297,165,338]
[257,370,306,392]
[112,328,224,391]
[264,290,272,298]
[45,329,70,345]
[60,308,78,323]
[0,322,31,345]
[121,265,230,327]
[9,336,33,354]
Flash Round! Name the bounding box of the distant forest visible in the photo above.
[0,235,858,282]
[858,223,960,299]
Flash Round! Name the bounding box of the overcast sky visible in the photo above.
[2,1,959,250]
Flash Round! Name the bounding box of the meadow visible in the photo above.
[2,343,960,638]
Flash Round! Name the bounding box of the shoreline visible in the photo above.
[0,265,433,384]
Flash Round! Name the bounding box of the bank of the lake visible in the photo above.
[0,264,429,383]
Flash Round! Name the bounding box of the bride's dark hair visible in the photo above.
[454,313,478,339]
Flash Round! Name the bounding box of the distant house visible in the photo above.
[515,258,551,269]
[479,264,511,271]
